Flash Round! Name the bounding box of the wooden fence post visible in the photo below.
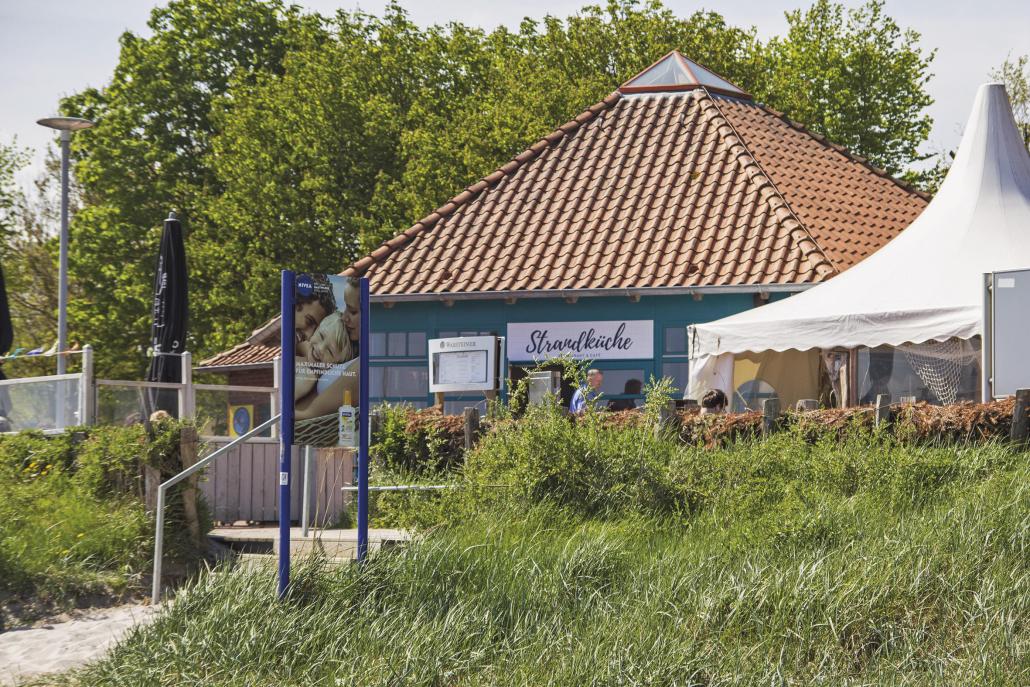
[762,398,780,436]
[656,400,680,437]
[370,408,383,443]
[796,399,819,412]
[179,425,203,550]
[464,407,481,451]
[874,394,892,428]
[1010,388,1030,442]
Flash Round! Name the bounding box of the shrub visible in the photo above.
[0,420,204,609]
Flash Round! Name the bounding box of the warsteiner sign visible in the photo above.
[506,320,653,361]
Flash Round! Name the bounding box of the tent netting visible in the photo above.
[896,339,980,405]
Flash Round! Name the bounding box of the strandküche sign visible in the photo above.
[507,320,653,361]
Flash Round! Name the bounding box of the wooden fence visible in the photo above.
[196,439,354,524]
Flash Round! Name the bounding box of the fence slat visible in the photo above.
[464,407,480,451]
[762,398,780,436]
[1011,388,1030,441]
[875,394,892,428]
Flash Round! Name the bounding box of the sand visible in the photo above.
[0,603,158,685]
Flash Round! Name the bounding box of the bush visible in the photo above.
[0,419,202,609]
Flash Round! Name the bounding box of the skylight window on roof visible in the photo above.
[691,63,746,95]
[619,51,751,98]
[622,53,693,89]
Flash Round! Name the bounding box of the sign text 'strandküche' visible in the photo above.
[506,320,654,361]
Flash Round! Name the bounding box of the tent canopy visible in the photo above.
[689,83,1030,359]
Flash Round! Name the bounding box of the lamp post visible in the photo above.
[36,116,94,374]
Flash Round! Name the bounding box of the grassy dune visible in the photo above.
[74,426,1028,686]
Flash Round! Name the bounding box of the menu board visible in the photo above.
[435,350,488,385]
[428,336,500,393]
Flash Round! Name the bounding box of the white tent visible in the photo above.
[689,83,1030,405]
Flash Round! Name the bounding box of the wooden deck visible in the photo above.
[208,526,410,560]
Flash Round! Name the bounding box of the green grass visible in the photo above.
[0,422,195,612]
[72,427,1029,686]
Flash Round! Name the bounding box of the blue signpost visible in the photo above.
[278,272,370,596]
[278,270,296,598]
[357,277,370,562]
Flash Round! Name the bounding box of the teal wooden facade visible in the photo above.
[366,292,792,412]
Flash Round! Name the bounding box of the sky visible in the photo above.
[1,0,1028,190]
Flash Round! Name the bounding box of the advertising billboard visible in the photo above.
[292,273,361,448]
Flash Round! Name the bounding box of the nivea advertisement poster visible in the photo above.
[292,273,360,448]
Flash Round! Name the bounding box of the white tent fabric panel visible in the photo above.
[688,83,1030,359]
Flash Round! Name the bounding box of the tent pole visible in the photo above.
[981,273,992,402]
[840,350,858,408]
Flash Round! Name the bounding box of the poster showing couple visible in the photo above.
[292,273,360,447]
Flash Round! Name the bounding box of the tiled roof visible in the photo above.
[347,89,926,294]
[715,99,929,270]
[199,341,280,370]
[200,52,928,369]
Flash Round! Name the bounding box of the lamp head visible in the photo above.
[37,117,95,132]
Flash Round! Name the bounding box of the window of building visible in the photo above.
[661,361,690,395]
[369,365,428,399]
[438,330,495,339]
[732,379,777,413]
[370,331,428,359]
[598,369,646,397]
[664,326,687,354]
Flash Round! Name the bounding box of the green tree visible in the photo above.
[0,140,28,238]
[59,0,935,374]
[59,0,321,377]
[0,147,62,377]
[759,0,934,175]
[991,53,1030,149]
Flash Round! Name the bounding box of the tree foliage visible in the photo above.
[992,53,1030,149]
[45,0,937,375]
[759,0,934,176]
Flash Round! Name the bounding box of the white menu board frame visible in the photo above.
[429,336,501,393]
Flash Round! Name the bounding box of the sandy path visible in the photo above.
[0,603,159,685]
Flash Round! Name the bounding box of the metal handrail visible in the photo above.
[0,372,82,386]
[193,383,276,393]
[341,484,455,492]
[96,378,184,390]
[152,413,280,602]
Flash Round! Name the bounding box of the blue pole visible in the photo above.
[357,277,370,562]
[278,270,295,598]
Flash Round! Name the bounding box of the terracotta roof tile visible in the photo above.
[199,341,281,369]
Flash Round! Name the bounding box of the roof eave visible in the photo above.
[371,283,815,303]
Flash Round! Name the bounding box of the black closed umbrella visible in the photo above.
[145,211,188,416]
[0,258,12,429]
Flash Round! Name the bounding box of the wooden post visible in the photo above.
[1010,388,1030,442]
[874,394,891,427]
[179,426,203,550]
[143,464,161,512]
[762,398,780,436]
[838,363,850,409]
[796,399,819,412]
[434,392,445,412]
[463,407,480,451]
[656,400,680,437]
[370,408,383,443]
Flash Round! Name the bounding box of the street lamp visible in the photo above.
[37,116,94,375]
